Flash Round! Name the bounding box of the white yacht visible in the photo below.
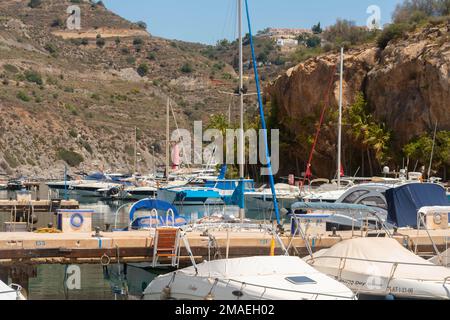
[245,183,301,211]
[143,256,356,300]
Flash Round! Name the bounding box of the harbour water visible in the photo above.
[0,185,272,300]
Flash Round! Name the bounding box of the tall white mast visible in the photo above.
[166,98,170,179]
[238,0,245,222]
[337,47,344,189]
[427,120,438,179]
[134,126,137,174]
[238,0,244,179]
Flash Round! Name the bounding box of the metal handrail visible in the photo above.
[166,209,175,227]
[217,277,356,300]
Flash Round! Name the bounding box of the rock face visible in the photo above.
[266,23,450,178]
[366,26,450,145]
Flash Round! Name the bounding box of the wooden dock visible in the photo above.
[0,228,448,267]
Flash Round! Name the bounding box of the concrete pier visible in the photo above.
[0,228,448,267]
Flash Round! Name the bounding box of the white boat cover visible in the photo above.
[180,256,325,278]
[0,281,17,300]
[430,248,450,267]
[307,238,450,281]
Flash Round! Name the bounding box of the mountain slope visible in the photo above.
[0,0,251,178]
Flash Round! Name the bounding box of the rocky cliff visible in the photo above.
[266,22,450,178]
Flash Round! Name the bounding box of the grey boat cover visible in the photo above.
[429,249,450,267]
[386,183,448,228]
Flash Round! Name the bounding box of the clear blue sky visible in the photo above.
[103,0,403,44]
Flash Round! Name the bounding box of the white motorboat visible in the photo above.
[122,186,158,200]
[0,281,26,300]
[305,238,450,300]
[72,181,122,197]
[245,183,301,211]
[143,256,356,300]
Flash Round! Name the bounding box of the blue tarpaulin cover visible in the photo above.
[386,183,448,228]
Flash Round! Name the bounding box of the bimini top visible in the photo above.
[386,183,448,228]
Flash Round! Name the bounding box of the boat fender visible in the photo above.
[161,285,171,300]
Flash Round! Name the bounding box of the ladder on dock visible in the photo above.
[151,227,181,268]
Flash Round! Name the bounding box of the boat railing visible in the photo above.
[166,209,175,227]
[306,255,450,284]
[218,278,356,300]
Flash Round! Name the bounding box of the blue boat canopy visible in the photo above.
[386,183,448,228]
[291,202,378,213]
[128,199,187,229]
[129,198,179,222]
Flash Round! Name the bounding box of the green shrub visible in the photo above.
[137,63,149,77]
[377,23,410,49]
[51,18,64,28]
[126,56,136,65]
[4,152,19,168]
[147,52,156,60]
[96,37,106,47]
[57,148,84,167]
[68,129,78,138]
[180,63,193,74]
[3,64,19,74]
[17,91,31,102]
[136,21,147,29]
[81,38,89,45]
[133,37,144,46]
[44,43,58,54]
[28,0,42,8]
[24,70,43,85]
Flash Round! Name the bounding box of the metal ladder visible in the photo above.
[151,227,181,268]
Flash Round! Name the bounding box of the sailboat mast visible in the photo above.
[238,0,244,179]
[166,98,170,179]
[337,47,344,189]
[134,126,137,175]
[238,0,246,222]
[427,120,438,179]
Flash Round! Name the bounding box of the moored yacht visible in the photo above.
[305,238,450,300]
[143,256,356,300]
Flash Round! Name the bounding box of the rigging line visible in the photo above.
[220,0,234,43]
[301,62,339,190]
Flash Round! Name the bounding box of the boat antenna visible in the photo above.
[427,120,438,180]
[244,0,281,226]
